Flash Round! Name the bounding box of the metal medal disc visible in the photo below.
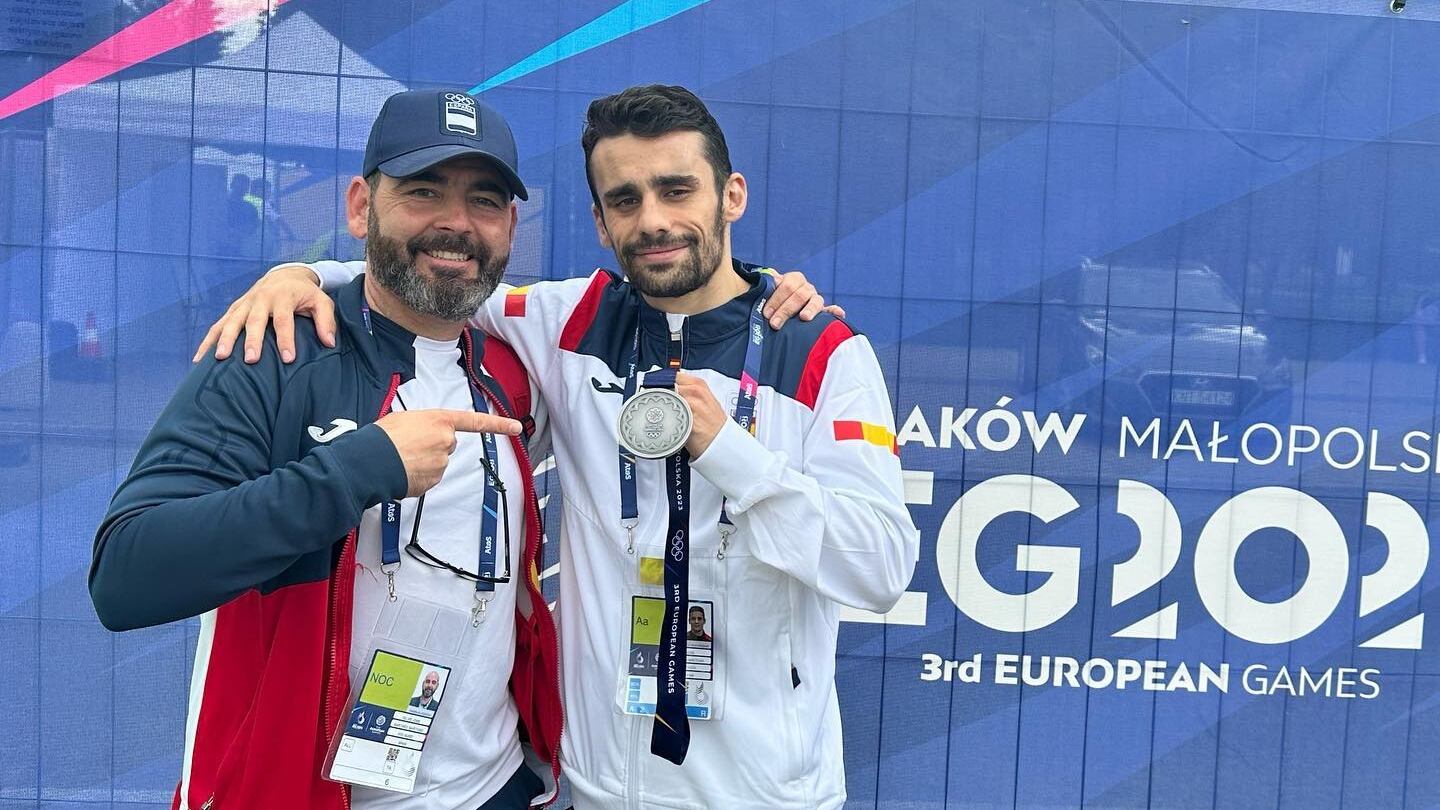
[617,388,693,459]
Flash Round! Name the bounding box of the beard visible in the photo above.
[366,207,509,323]
[616,199,726,299]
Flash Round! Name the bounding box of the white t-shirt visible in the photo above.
[349,334,526,809]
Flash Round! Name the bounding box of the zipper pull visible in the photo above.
[668,328,683,369]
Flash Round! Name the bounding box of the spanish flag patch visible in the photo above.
[504,286,530,317]
[833,420,899,455]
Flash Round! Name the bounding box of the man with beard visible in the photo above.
[198,84,919,809]
[91,90,564,810]
[410,671,444,712]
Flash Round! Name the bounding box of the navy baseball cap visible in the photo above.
[362,89,528,201]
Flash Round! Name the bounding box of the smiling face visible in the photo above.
[588,130,745,301]
[347,154,517,323]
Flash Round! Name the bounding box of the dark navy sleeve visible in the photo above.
[89,337,407,631]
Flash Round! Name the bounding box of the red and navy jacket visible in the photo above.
[91,275,562,810]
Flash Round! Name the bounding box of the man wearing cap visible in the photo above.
[92,90,564,810]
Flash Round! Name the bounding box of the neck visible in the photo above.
[641,255,749,315]
[363,274,465,341]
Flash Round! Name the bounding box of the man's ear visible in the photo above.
[722,171,747,224]
[508,200,518,243]
[592,203,613,250]
[345,176,370,239]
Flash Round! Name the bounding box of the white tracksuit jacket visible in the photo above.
[311,259,920,810]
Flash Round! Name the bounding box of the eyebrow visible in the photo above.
[397,172,509,197]
[652,173,700,188]
[466,179,509,197]
[601,181,641,204]
[601,174,701,204]
[396,171,444,187]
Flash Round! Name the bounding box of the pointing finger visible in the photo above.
[447,410,522,436]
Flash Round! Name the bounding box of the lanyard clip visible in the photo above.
[717,520,735,560]
[381,562,400,602]
[471,594,489,628]
[621,517,638,555]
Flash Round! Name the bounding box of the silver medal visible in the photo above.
[617,388,693,459]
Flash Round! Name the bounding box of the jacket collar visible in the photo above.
[636,259,768,344]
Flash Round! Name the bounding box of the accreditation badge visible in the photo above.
[323,595,476,794]
[616,543,727,722]
[618,594,724,721]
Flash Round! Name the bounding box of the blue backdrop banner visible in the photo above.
[3,0,1440,807]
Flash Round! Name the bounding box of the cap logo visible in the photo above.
[443,92,478,136]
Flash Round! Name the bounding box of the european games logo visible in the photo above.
[443,92,478,136]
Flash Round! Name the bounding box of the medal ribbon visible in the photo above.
[638,366,691,763]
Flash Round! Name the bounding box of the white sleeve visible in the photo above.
[301,259,366,289]
[689,334,920,612]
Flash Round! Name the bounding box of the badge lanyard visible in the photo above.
[615,273,774,764]
[364,300,504,626]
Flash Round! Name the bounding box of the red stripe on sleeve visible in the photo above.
[796,320,856,409]
[832,420,864,441]
[559,272,613,352]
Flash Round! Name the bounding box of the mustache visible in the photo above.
[622,232,697,261]
[408,231,483,261]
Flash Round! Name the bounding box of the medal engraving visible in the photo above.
[618,389,693,458]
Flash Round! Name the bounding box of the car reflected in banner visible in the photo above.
[1060,260,1293,430]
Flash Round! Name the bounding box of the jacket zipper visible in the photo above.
[463,334,565,805]
[322,371,401,810]
[326,528,359,810]
[627,718,643,810]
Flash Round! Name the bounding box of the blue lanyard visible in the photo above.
[618,329,642,550]
[616,273,774,553]
[378,388,502,597]
[472,384,503,594]
[370,324,504,616]
[718,275,772,543]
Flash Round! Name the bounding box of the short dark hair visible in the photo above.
[581,84,732,205]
